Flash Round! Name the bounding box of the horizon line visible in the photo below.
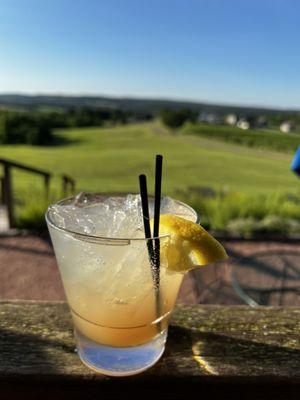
[0,91,299,112]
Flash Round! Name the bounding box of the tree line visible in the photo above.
[1,105,297,146]
[0,108,153,145]
[159,108,198,129]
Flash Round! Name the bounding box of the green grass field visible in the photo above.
[183,122,300,153]
[0,122,298,196]
[1,122,300,233]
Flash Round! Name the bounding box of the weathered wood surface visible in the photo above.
[0,301,299,399]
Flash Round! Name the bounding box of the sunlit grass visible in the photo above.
[183,122,300,153]
[0,121,298,195]
[0,121,299,233]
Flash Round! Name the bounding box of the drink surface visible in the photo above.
[47,194,197,347]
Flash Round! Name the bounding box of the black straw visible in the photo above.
[139,174,152,240]
[153,155,163,239]
[153,155,163,288]
[139,158,163,329]
[139,174,154,266]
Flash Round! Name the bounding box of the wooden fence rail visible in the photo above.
[0,158,76,229]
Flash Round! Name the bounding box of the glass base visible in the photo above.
[75,328,167,376]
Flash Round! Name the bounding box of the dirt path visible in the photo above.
[0,234,299,305]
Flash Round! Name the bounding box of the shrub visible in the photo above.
[160,108,197,130]
[177,187,300,237]
[0,112,54,145]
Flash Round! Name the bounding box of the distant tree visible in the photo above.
[160,108,196,130]
[180,108,198,124]
[0,106,154,146]
[29,118,53,145]
[245,115,255,128]
[0,113,9,143]
[0,111,54,145]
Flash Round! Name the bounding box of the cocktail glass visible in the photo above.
[46,194,197,376]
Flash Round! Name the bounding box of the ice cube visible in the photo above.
[48,193,193,239]
[107,209,127,237]
[72,192,93,207]
[101,239,154,304]
[123,194,144,234]
[160,196,178,213]
[161,196,195,220]
[48,204,97,235]
[103,194,144,238]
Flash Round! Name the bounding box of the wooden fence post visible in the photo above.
[3,162,14,228]
[44,175,50,200]
[62,175,76,197]
[0,159,75,228]
[71,180,75,194]
[62,176,67,197]
[0,177,5,204]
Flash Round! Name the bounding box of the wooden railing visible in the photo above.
[0,301,299,399]
[62,174,76,197]
[0,158,76,228]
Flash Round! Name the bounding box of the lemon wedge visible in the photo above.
[152,214,228,272]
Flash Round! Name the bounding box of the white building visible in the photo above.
[237,118,250,130]
[225,114,237,125]
[280,121,295,133]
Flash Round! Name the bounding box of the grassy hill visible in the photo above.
[0,121,297,194]
[1,122,299,233]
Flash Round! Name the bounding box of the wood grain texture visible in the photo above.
[0,300,299,399]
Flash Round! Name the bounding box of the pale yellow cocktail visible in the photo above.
[46,193,197,374]
[47,193,227,375]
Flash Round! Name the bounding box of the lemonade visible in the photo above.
[46,192,227,375]
[46,194,196,373]
[49,226,186,347]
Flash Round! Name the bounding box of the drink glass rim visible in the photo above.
[45,193,198,245]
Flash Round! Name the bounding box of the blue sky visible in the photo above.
[1,0,300,108]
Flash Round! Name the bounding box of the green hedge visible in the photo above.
[183,123,300,153]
